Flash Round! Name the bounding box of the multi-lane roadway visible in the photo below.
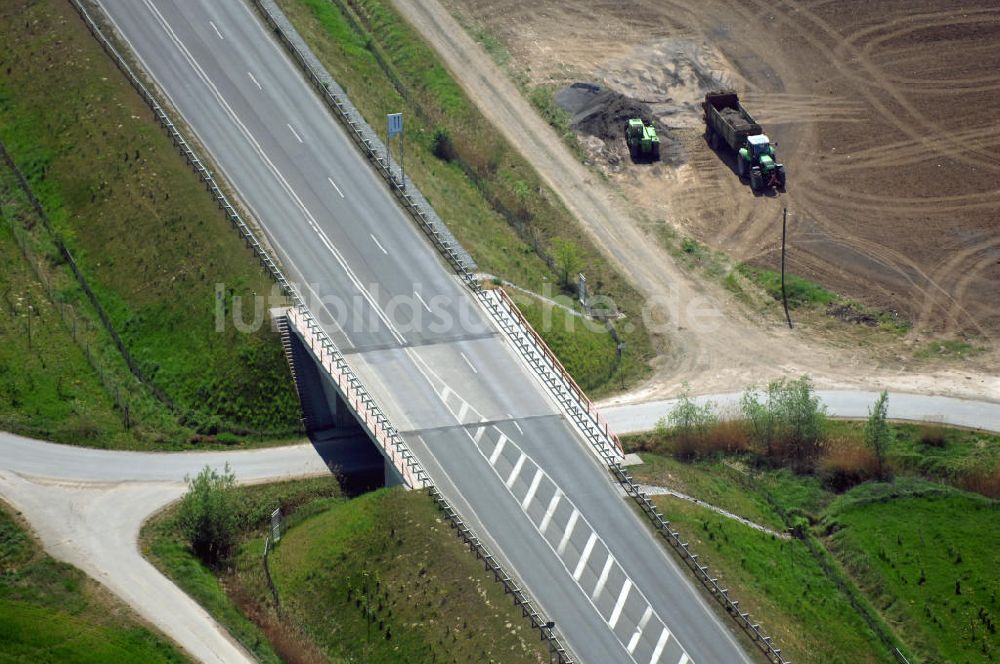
[93,0,750,661]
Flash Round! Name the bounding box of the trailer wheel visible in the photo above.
[709,131,720,151]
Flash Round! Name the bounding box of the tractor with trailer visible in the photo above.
[624,118,660,162]
[703,91,785,191]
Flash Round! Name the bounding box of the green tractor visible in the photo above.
[625,118,660,162]
[738,134,785,191]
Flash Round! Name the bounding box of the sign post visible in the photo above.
[387,112,404,190]
[270,507,282,543]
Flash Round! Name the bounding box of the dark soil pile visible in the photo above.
[720,107,754,132]
[555,83,654,142]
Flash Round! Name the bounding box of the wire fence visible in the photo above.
[0,141,160,421]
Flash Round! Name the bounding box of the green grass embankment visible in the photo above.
[263,488,551,663]
[0,0,300,442]
[0,501,186,662]
[145,478,551,663]
[824,480,1000,663]
[277,0,654,394]
[622,419,1000,663]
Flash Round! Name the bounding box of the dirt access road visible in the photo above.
[395,0,999,404]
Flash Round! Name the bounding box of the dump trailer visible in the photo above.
[703,90,785,191]
[625,118,660,161]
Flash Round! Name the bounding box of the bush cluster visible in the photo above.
[655,377,902,492]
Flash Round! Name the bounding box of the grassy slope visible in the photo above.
[0,501,185,663]
[0,214,150,447]
[624,421,1000,663]
[654,496,890,663]
[267,488,549,663]
[510,290,632,396]
[824,480,1000,663]
[142,476,345,663]
[145,478,550,663]
[0,0,298,438]
[277,0,653,394]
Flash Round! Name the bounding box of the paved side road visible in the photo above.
[2,389,995,662]
[603,390,1000,434]
[0,431,331,664]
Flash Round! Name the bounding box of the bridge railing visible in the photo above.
[286,306,427,488]
[610,461,791,664]
[247,0,625,469]
[67,0,429,490]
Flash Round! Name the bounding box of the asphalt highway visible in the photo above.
[91,0,752,661]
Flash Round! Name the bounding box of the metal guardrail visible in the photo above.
[248,0,626,468]
[287,306,425,488]
[73,1,782,659]
[610,462,790,664]
[66,0,424,488]
[427,486,576,663]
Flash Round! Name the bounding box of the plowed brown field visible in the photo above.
[447,0,1000,337]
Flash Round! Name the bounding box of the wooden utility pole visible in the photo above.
[781,207,793,329]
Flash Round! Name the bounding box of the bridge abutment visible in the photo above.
[274,309,404,494]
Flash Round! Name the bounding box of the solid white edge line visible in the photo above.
[573,531,599,581]
[287,123,303,143]
[556,508,579,556]
[328,176,345,198]
[608,579,632,629]
[369,233,388,255]
[135,0,406,345]
[520,468,544,510]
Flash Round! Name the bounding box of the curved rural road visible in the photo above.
[0,437,330,664]
[2,389,997,662]
[392,0,999,404]
[602,390,1000,434]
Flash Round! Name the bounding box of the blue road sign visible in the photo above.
[387,112,403,137]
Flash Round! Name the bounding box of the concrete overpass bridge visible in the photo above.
[83,0,759,661]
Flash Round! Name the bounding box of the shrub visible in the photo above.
[820,437,879,492]
[742,375,827,470]
[864,391,893,480]
[431,127,455,162]
[702,417,752,456]
[659,390,718,460]
[918,422,948,448]
[961,462,1000,500]
[177,464,239,566]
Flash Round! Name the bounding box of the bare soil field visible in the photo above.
[445,0,1000,339]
